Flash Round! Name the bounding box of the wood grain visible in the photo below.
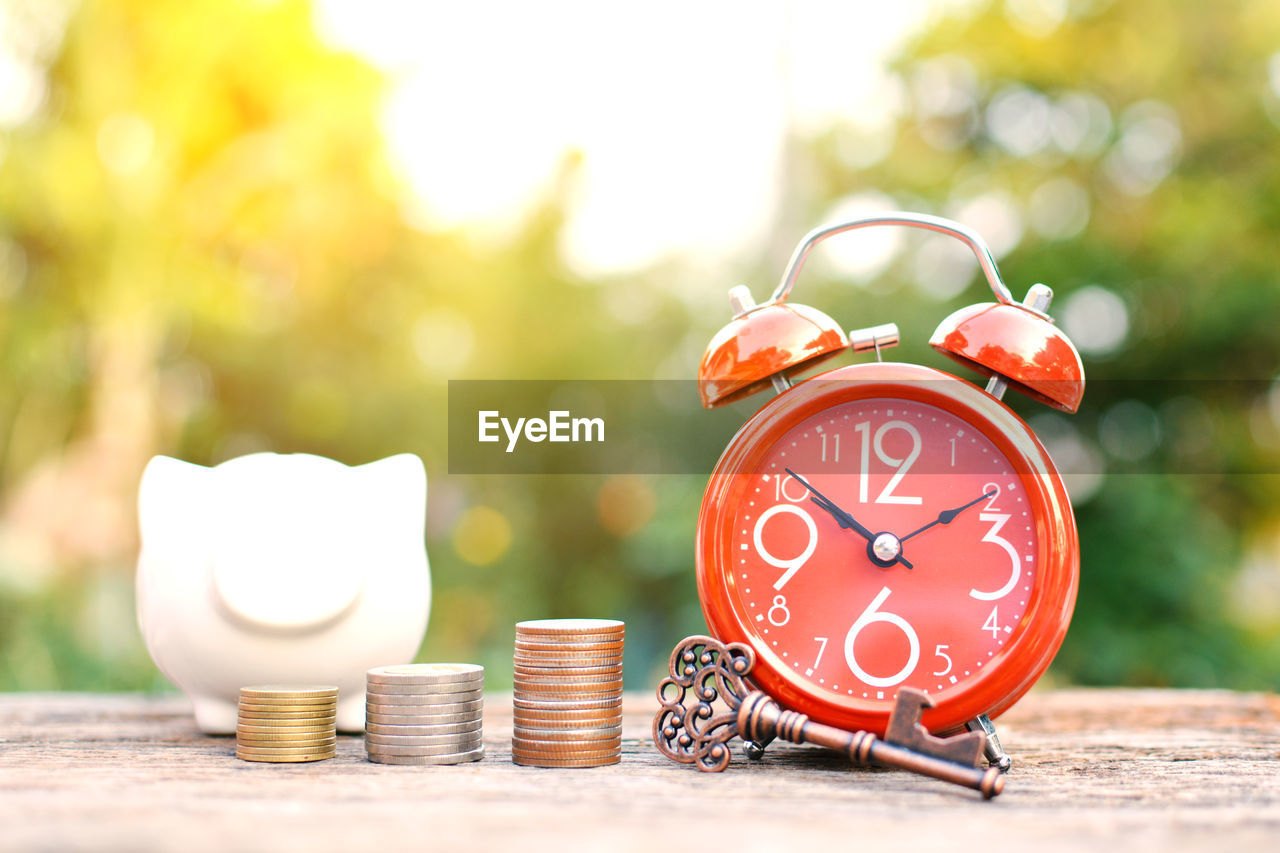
[1,689,1277,851]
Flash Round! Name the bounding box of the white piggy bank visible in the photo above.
[136,452,430,733]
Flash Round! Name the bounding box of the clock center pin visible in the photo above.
[870,532,902,566]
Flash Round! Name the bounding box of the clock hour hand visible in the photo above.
[900,489,997,543]
[784,468,913,570]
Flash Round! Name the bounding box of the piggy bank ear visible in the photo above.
[138,456,208,539]
[355,454,427,535]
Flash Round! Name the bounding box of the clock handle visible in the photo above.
[769,212,1016,307]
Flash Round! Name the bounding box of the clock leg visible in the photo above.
[965,714,1012,772]
[743,734,775,760]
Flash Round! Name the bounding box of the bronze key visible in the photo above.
[653,635,1004,799]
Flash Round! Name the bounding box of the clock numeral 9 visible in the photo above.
[844,586,920,688]
[753,504,818,591]
[853,420,923,505]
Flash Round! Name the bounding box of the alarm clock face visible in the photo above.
[697,363,1077,734]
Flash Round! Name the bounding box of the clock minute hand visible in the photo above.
[783,468,875,542]
[784,468,914,570]
[900,489,997,543]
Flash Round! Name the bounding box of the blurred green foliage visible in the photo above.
[1,0,1279,695]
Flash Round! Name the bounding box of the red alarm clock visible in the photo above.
[695,213,1084,766]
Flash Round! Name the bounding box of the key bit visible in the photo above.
[652,635,1004,799]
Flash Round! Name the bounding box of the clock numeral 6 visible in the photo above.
[844,586,920,688]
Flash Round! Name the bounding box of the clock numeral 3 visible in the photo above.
[968,511,1021,601]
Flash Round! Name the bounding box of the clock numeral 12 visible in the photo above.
[853,420,923,505]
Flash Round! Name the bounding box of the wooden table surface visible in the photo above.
[1,689,1278,851]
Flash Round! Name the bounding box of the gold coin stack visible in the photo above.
[236,685,338,763]
[512,618,624,768]
[364,664,485,765]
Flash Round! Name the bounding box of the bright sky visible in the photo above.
[313,0,931,276]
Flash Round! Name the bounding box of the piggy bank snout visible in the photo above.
[212,534,365,631]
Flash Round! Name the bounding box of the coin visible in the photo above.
[364,727,483,743]
[512,725,622,742]
[365,740,486,757]
[514,653,624,666]
[367,699,483,716]
[236,746,337,759]
[236,723,335,736]
[365,731,484,748]
[364,681,482,697]
[366,717,481,732]
[234,694,339,706]
[513,684,622,700]
[364,710,484,726]
[236,727,336,741]
[364,687,484,703]
[235,732,335,742]
[513,672,623,687]
[515,635,625,648]
[234,717,336,728]
[514,649,623,662]
[367,747,484,765]
[240,685,339,700]
[509,722,619,742]
[511,753,619,768]
[513,637,625,650]
[513,663,622,677]
[515,618,624,635]
[363,717,481,732]
[511,711,623,729]
[366,663,484,686]
[238,715,338,726]
[238,710,338,721]
[235,753,335,763]
[513,694,621,711]
[511,745,620,762]
[236,754,336,765]
[235,696,335,712]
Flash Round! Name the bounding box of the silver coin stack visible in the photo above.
[512,619,624,768]
[364,664,485,765]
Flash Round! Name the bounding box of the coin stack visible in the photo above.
[364,664,485,765]
[235,685,338,763]
[512,618,624,768]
